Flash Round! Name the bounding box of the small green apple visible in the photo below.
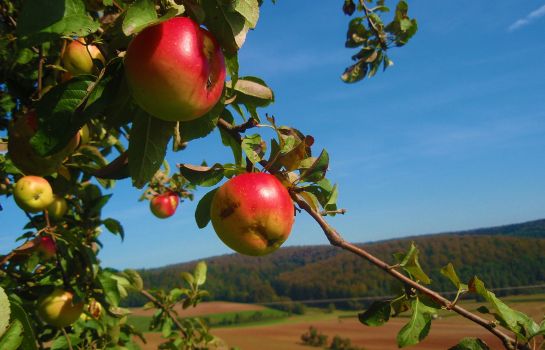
[47,196,68,221]
[62,38,105,75]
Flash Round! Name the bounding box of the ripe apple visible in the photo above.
[124,17,226,122]
[13,176,54,213]
[47,196,68,221]
[37,289,84,328]
[8,111,80,175]
[150,192,179,219]
[210,173,295,256]
[62,38,105,75]
[35,236,57,259]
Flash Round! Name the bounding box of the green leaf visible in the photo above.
[51,333,82,350]
[341,60,368,83]
[202,0,250,54]
[440,263,461,288]
[17,0,99,43]
[32,75,95,156]
[225,54,239,86]
[103,218,125,240]
[98,272,121,306]
[181,272,195,286]
[324,184,338,212]
[180,164,224,187]
[241,134,266,164]
[122,0,158,35]
[299,191,320,213]
[469,277,539,340]
[299,149,329,183]
[232,0,260,28]
[448,338,491,350]
[396,299,434,347]
[0,287,9,338]
[178,99,224,143]
[8,299,37,350]
[121,269,144,291]
[195,188,218,229]
[227,77,274,106]
[129,110,174,188]
[0,320,23,350]
[219,127,243,166]
[194,261,207,286]
[358,301,390,326]
[397,242,431,284]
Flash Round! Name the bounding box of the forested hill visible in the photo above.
[129,219,545,306]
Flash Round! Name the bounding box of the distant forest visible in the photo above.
[124,219,545,307]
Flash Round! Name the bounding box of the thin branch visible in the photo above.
[37,46,45,99]
[61,328,73,350]
[140,289,188,338]
[358,0,388,50]
[320,209,347,216]
[290,191,525,350]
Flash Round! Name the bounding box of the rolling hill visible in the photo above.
[125,218,545,306]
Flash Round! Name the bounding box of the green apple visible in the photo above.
[62,38,105,75]
[47,196,68,221]
[13,176,54,213]
[37,289,84,328]
[210,173,295,256]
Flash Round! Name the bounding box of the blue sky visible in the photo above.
[2,1,545,269]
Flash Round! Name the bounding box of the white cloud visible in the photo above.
[508,4,545,31]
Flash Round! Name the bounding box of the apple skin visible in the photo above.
[35,236,57,260]
[62,38,105,75]
[13,176,54,213]
[124,17,226,122]
[150,192,179,219]
[47,196,68,221]
[8,112,80,176]
[37,289,84,328]
[210,173,295,256]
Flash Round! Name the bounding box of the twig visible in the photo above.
[37,46,45,99]
[290,191,525,350]
[358,0,388,50]
[320,209,347,216]
[61,328,73,350]
[139,289,188,338]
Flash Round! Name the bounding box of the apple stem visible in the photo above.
[290,191,523,350]
[60,327,74,350]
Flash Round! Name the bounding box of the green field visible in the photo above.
[128,307,290,333]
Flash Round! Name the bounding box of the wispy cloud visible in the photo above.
[508,4,545,31]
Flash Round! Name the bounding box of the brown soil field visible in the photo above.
[135,297,545,350]
[131,301,266,318]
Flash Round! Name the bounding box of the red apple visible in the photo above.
[210,173,295,256]
[13,176,54,213]
[62,38,105,75]
[124,17,226,122]
[37,289,84,328]
[8,111,80,176]
[150,192,179,219]
[35,236,57,259]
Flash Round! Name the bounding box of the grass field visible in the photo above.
[132,295,545,350]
